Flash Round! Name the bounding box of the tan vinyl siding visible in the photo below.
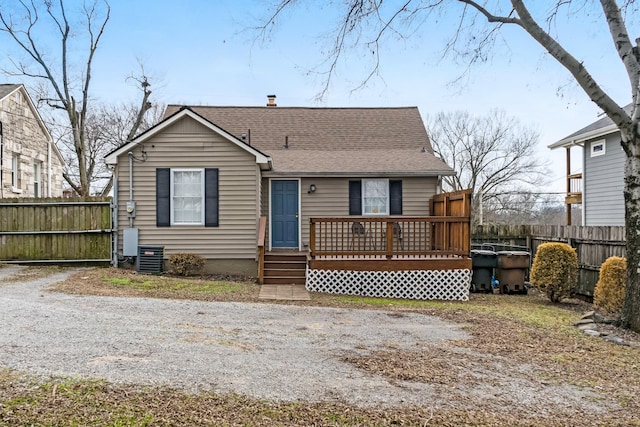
[401,177,437,216]
[298,176,437,246]
[116,116,260,260]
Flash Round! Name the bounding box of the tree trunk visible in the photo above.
[621,138,640,332]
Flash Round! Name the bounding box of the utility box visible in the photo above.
[136,245,164,274]
[123,228,139,257]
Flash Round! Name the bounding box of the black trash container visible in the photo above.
[470,249,497,293]
[496,251,530,294]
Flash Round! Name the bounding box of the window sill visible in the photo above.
[11,187,23,194]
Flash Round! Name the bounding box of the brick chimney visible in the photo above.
[266,94,277,107]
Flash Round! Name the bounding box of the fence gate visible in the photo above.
[0,197,113,263]
[430,189,472,252]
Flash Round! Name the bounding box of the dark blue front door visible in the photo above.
[271,180,299,248]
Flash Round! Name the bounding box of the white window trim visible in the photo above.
[590,139,606,157]
[170,168,205,226]
[362,178,390,216]
[11,154,19,188]
[33,162,42,198]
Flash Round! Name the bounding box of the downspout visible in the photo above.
[47,139,52,197]
[112,176,119,267]
[128,151,134,228]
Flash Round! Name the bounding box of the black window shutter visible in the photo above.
[156,168,171,227]
[349,180,362,215]
[205,168,219,227]
[390,180,403,215]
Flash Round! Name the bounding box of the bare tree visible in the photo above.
[262,1,640,331]
[0,0,153,196]
[93,97,164,196]
[482,192,571,225]
[49,74,163,196]
[427,109,548,224]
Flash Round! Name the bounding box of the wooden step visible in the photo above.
[264,268,306,278]
[264,254,307,262]
[264,261,306,270]
[262,252,307,285]
[263,276,306,285]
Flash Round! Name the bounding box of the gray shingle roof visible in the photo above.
[549,104,631,149]
[0,84,21,101]
[164,105,453,176]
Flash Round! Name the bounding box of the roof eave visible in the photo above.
[104,108,272,167]
[262,170,455,178]
[548,123,618,149]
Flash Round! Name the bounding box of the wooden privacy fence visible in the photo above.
[431,189,471,253]
[473,224,626,296]
[0,197,113,263]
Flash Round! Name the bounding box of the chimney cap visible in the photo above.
[267,94,277,107]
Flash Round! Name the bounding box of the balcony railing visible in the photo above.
[566,173,582,204]
[309,216,470,260]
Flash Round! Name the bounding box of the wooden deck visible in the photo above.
[257,190,473,284]
[308,255,471,271]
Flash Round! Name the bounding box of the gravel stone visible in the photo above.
[0,266,618,415]
[0,266,468,407]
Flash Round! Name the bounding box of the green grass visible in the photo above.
[104,276,244,295]
[331,292,583,329]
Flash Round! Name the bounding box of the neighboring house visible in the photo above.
[0,84,64,198]
[549,110,626,226]
[105,97,471,300]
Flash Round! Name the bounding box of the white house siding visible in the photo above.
[115,116,260,273]
[0,88,63,198]
[583,133,625,226]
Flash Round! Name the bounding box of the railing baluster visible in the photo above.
[307,216,470,259]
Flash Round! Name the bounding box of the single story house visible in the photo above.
[0,84,64,198]
[549,109,626,226]
[105,97,472,300]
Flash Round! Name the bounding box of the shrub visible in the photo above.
[530,242,578,303]
[167,253,205,276]
[594,256,627,314]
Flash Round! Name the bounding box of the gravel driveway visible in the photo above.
[0,266,468,407]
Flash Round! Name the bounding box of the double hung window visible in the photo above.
[349,179,402,216]
[156,168,219,228]
[362,179,389,215]
[171,169,204,225]
[33,162,42,197]
[11,154,19,187]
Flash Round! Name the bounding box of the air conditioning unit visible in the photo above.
[136,245,164,274]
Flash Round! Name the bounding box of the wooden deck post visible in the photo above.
[309,218,316,257]
[385,220,394,259]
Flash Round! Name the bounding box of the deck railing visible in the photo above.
[309,216,470,259]
[566,173,583,204]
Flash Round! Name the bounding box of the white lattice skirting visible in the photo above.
[306,268,471,301]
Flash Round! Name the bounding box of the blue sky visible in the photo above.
[1,0,632,194]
